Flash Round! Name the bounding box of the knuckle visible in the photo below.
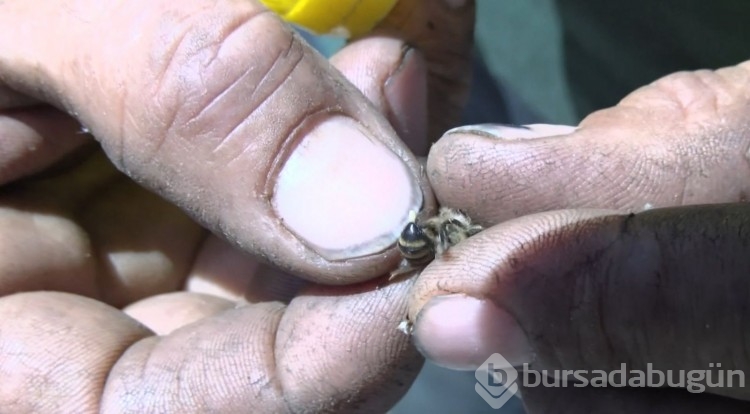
[117,7,311,169]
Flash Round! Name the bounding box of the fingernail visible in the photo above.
[413,294,532,371]
[273,116,422,260]
[384,47,428,155]
[446,123,577,140]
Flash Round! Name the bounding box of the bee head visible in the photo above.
[400,221,424,242]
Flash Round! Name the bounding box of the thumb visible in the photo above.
[409,204,750,400]
[0,0,430,283]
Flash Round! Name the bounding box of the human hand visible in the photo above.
[0,0,474,412]
[409,62,750,412]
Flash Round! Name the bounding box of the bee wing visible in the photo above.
[436,224,456,256]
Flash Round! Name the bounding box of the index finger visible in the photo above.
[0,280,420,413]
[409,205,750,400]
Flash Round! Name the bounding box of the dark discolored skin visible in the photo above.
[411,61,750,412]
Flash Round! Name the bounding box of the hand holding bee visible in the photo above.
[391,207,483,281]
[408,62,750,411]
[0,0,474,412]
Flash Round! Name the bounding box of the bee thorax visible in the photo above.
[391,208,484,280]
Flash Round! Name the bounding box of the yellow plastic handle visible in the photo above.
[260,0,398,38]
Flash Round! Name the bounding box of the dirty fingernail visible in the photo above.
[413,294,532,371]
[446,123,577,140]
[273,116,422,261]
[384,47,428,155]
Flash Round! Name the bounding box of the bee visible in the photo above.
[389,207,484,280]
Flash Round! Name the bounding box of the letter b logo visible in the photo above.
[475,353,519,409]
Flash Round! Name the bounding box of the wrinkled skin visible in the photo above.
[0,0,475,413]
[6,0,750,412]
[411,62,750,412]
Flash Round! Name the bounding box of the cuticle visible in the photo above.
[385,44,416,89]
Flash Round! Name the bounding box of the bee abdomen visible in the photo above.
[397,222,435,265]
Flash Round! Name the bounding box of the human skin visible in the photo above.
[411,62,750,412]
[0,0,474,412]
[8,0,750,412]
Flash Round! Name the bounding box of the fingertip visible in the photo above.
[275,278,422,412]
[412,294,532,371]
[427,124,606,224]
[406,209,620,351]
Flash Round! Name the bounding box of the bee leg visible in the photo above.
[467,224,484,236]
[436,225,451,257]
[397,318,414,335]
[388,260,422,281]
[438,222,466,256]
